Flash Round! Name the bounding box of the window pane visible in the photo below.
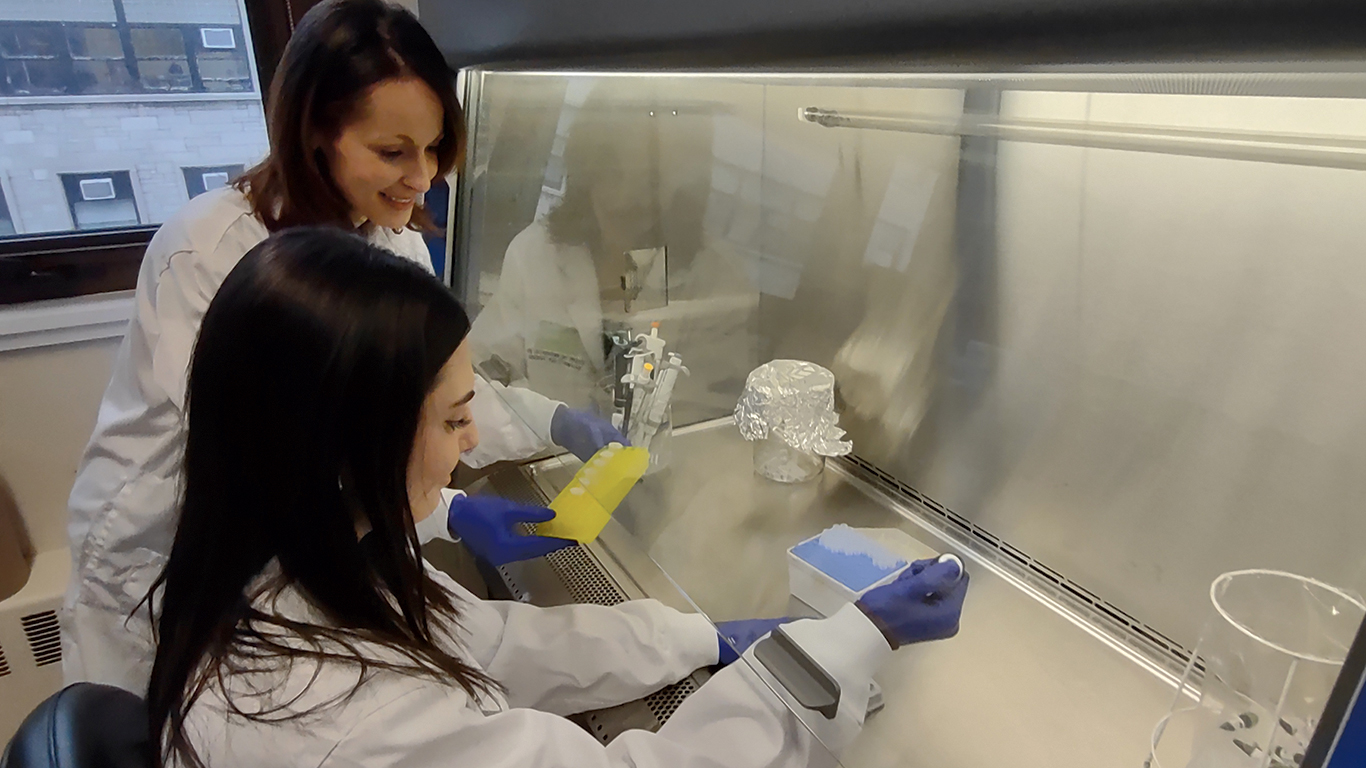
[72,199,140,229]
[0,28,19,57]
[3,24,63,57]
[194,51,250,92]
[5,59,69,95]
[182,164,244,198]
[71,59,134,93]
[67,26,123,59]
[136,57,192,91]
[129,26,185,58]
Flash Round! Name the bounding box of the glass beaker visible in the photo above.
[1148,570,1365,768]
[752,435,825,483]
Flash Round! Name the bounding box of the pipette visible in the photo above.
[632,353,688,447]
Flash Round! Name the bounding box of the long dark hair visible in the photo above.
[237,0,464,231]
[146,227,496,768]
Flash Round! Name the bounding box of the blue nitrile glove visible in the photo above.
[446,494,575,566]
[716,618,794,666]
[857,558,969,649]
[550,404,629,462]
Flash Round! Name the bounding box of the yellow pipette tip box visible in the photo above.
[537,443,650,543]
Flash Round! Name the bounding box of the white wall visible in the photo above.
[0,338,119,554]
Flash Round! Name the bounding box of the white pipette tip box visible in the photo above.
[787,525,943,618]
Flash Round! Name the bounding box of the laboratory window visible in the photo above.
[182,164,245,199]
[0,0,303,305]
[59,172,141,232]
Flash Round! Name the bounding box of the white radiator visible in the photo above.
[0,547,69,744]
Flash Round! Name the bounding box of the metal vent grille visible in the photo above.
[644,677,698,723]
[545,546,626,607]
[490,466,709,741]
[0,643,11,677]
[22,610,62,667]
[840,455,1197,677]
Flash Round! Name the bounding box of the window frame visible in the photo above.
[0,0,321,308]
[60,171,142,232]
[182,164,246,199]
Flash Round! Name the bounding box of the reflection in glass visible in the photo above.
[468,79,760,426]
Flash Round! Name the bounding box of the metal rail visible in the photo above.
[800,106,1366,171]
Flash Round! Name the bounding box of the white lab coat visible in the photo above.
[61,187,563,694]
[469,222,759,424]
[179,558,891,768]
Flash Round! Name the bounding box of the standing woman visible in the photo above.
[63,0,620,695]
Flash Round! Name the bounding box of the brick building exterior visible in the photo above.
[0,0,268,236]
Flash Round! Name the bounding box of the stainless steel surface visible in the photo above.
[527,422,1179,768]
[453,67,1366,761]
[753,75,1366,652]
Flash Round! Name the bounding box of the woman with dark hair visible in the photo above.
[150,227,969,768]
[64,0,622,695]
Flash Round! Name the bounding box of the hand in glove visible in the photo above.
[857,558,969,649]
[446,494,574,566]
[715,618,795,665]
[550,404,629,462]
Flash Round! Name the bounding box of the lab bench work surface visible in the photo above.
[524,422,1177,768]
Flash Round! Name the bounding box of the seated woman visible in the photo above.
[148,227,969,767]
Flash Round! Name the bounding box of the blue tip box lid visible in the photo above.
[791,525,909,592]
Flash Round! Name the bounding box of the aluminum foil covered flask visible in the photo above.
[735,360,853,483]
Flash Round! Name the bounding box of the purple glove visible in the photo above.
[716,618,794,665]
[550,405,629,462]
[447,494,575,566]
[857,558,969,649]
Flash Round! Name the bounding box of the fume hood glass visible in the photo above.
[455,66,1366,768]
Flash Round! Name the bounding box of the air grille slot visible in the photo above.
[840,455,1198,677]
[22,610,62,667]
[491,466,710,741]
[545,546,626,607]
[644,677,698,723]
[0,643,11,677]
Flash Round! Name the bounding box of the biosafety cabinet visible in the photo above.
[420,1,1366,765]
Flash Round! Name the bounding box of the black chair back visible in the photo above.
[1,684,152,768]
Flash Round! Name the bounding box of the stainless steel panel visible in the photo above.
[756,73,1366,652]
[453,68,1366,760]
[527,422,1179,768]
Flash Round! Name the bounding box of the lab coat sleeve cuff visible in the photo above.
[778,603,894,688]
[461,377,563,468]
[427,487,466,543]
[820,602,895,678]
[678,612,722,667]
